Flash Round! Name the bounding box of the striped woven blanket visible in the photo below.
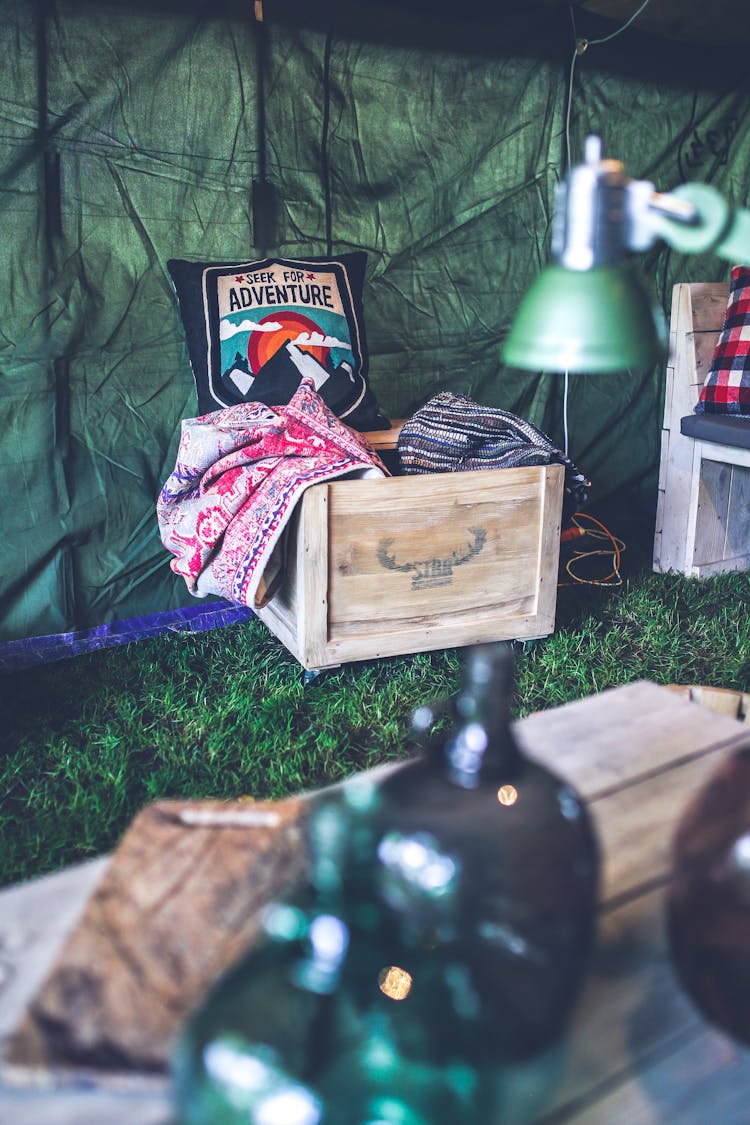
[396,391,589,507]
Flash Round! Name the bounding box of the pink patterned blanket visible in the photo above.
[157,379,386,608]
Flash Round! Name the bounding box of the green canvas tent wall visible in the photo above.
[2,0,749,651]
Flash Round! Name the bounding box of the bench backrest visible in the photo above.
[654,281,750,577]
[665,282,727,422]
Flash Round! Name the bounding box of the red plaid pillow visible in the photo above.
[696,266,750,415]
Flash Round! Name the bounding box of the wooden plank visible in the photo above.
[689,449,750,577]
[520,682,750,906]
[298,483,330,668]
[694,329,720,382]
[561,1025,750,1124]
[650,303,750,575]
[682,440,705,576]
[653,287,707,573]
[727,463,750,560]
[516,681,750,800]
[5,798,308,1074]
[254,507,303,659]
[323,467,556,606]
[257,485,332,669]
[0,1085,170,1125]
[656,424,671,493]
[326,588,540,637]
[325,462,544,515]
[690,459,750,572]
[667,684,749,723]
[697,442,750,470]
[0,859,110,1045]
[684,283,728,334]
[594,747,740,905]
[653,283,727,576]
[523,684,750,1119]
[360,419,405,451]
[693,552,750,579]
[536,463,564,630]
[317,603,545,665]
[669,288,719,415]
[692,459,731,568]
[521,778,750,1122]
[532,887,704,1122]
[327,488,541,620]
[325,466,559,655]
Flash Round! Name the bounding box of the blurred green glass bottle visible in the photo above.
[368,642,600,1066]
[172,643,598,1124]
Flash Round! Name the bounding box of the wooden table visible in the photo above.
[2,680,750,1123]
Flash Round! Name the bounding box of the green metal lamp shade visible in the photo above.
[503,263,666,373]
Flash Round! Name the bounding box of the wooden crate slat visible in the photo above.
[561,1023,750,1124]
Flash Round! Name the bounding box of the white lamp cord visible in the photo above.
[565,0,653,170]
[561,0,652,462]
[563,368,570,456]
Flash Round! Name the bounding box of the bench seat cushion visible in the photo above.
[681,412,750,450]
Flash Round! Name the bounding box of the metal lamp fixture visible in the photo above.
[503,136,750,373]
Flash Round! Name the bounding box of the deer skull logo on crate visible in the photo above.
[377,527,487,589]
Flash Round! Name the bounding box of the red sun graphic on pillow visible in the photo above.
[246,312,329,374]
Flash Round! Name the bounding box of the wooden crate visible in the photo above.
[667,683,750,723]
[255,463,564,669]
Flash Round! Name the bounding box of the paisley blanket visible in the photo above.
[157,378,386,608]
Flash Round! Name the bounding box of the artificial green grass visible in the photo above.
[2,567,749,888]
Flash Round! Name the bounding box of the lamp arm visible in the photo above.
[553,137,750,269]
[502,138,750,374]
[645,182,750,266]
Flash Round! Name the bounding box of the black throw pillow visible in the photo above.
[167,251,389,430]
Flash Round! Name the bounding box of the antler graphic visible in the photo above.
[377,528,487,589]
[450,527,486,566]
[377,539,419,574]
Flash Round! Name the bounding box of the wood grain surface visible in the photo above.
[6,797,308,1073]
[256,463,564,668]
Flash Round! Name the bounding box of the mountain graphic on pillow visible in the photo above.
[223,352,255,396]
[221,337,363,419]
